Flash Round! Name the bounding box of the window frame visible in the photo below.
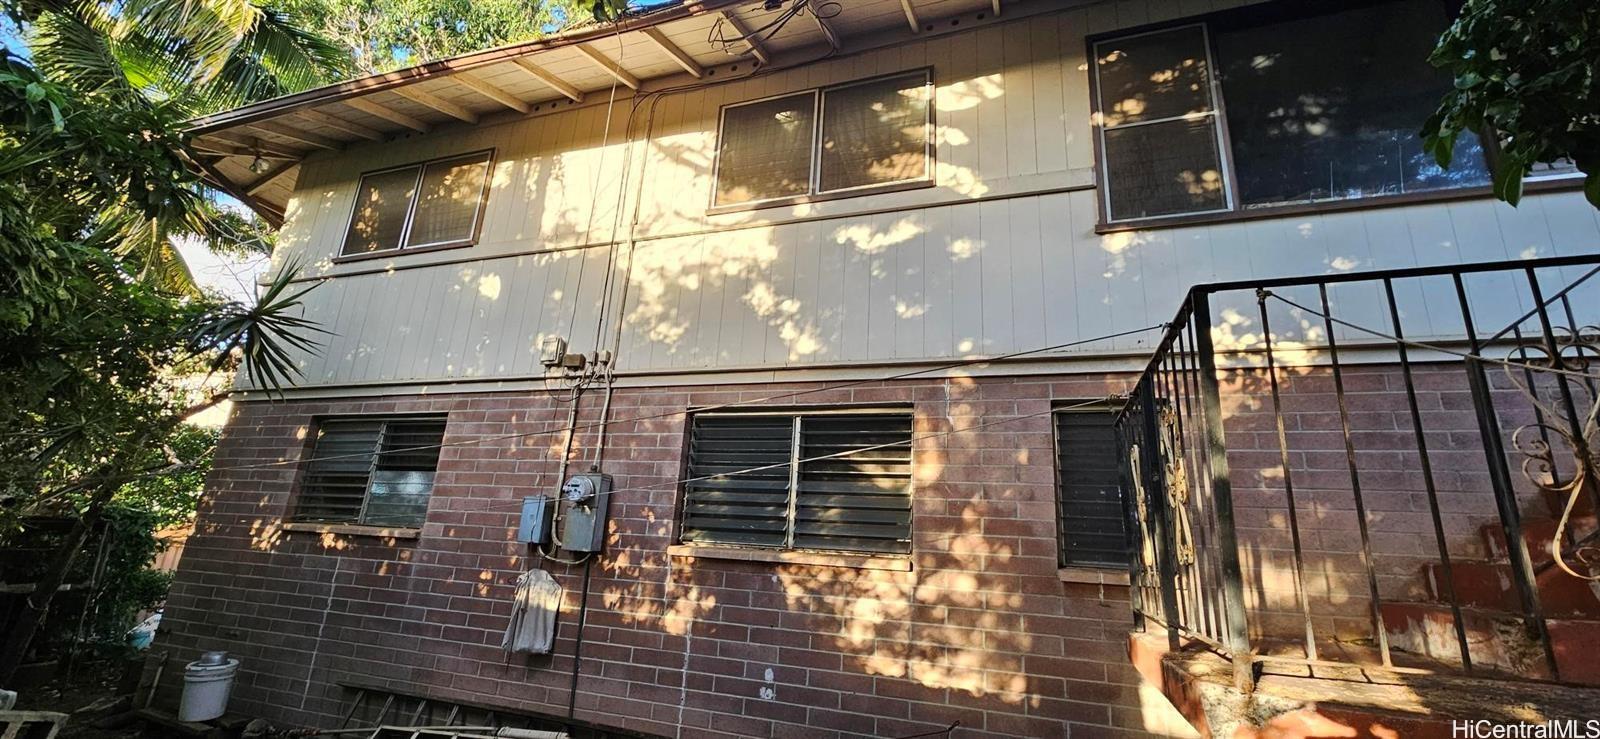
[336,149,495,261]
[291,414,449,529]
[676,406,916,556]
[708,69,936,214]
[1091,23,1238,224]
[1085,0,1584,233]
[1052,402,1135,570]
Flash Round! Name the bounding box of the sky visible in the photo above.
[1,15,29,59]
[175,235,273,303]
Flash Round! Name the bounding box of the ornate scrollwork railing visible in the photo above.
[1505,324,1600,581]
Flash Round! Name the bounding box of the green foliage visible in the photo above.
[590,0,627,24]
[113,425,217,529]
[275,0,591,73]
[0,48,322,517]
[0,506,168,653]
[1423,0,1599,207]
[0,0,334,678]
[83,507,170,644]
[9,0,351,117]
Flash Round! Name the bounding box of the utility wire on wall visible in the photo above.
[189,325,1168,475]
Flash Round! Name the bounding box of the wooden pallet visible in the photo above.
[0,710,67,739]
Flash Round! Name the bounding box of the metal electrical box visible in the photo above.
[559,473,612,553]
[517,496,553,545]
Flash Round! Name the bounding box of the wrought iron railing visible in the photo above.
[1119,254,1600,690]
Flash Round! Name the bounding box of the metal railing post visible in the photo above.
[1188,290,1255,692]
[1138,372,1183,652]
[1454,275,1561,680]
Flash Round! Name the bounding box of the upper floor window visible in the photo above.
[1091,0,1493,225]
[341,150,493,256]
[295,416,448,527]
[1055,408,1132,568]
[679,411,913,555]
[713,71,933,208]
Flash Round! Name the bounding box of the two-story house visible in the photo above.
[162,0,1600,736]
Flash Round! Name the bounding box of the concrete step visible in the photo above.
[1381,602,1555,681]
[1481,513,1598,568]
[1424,560,1600,619]
[1383,601,1600,686]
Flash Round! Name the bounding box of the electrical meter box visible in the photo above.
[559,473,612,553]
[516,496,553,545]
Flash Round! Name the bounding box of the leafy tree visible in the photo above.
[1424,0,1599,207]
[274,0,662,75]
[9,0,350,117]
[0,0,335,677]
[112,425,219,530]
[277,0,588,73]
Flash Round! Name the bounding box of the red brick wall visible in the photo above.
[1218,362,1551,646]
[158,373,1216,738]
[156,364,1521,737]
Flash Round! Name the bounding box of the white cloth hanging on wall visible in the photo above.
[502,568,563,655]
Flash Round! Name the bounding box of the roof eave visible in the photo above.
[185,0,738,136]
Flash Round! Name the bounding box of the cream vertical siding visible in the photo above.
[263,0,1600,389]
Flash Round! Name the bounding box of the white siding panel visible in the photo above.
[1009,197,1048,353]
[920,206,956,359]
[258,4,1600,390]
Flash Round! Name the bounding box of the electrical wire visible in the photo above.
[3,326,1164,492]
[206,325,1164,473]
[471,395,1121,515]
[1260,290,1600,381]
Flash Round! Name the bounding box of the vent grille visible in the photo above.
[682,416,793,548]
[681,412,913,555]
[1055,411,1131,568]
[796,415,912,554]
[296,417,446,527]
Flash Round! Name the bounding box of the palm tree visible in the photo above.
[0,0,343,682]
[6,0,349,294]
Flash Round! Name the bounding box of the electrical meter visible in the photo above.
[558,472,611,553]
[562,474,599,503]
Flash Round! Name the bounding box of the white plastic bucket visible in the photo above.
[178,652,240,722]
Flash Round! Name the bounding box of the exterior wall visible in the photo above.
[156,363,1528,736]
[172,0,1600,733]
[161,375,1201,738]
[262,0,1600,392]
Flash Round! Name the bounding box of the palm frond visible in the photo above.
[188,258,327,395]
[28,7,138,101]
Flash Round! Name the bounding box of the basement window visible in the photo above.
[294,417,448,527]
[1091,0,1492,225]
[680,411,914,555]
[1055,408,1132,568]
[340,150,493,256]
[712,70,932,208]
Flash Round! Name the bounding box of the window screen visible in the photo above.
[343,167,420,254]
[681,413,913,554]
[712,71,934,207]
[1092,0,1494,224]
[296,417,447,527]
[1212,1,1489,208]
[1094,26,1227,221]
[405,154,493,247]
[714,93,817,206]
[819,73,931,192]
[340,151,492,255]
[1055,410,1131,568]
